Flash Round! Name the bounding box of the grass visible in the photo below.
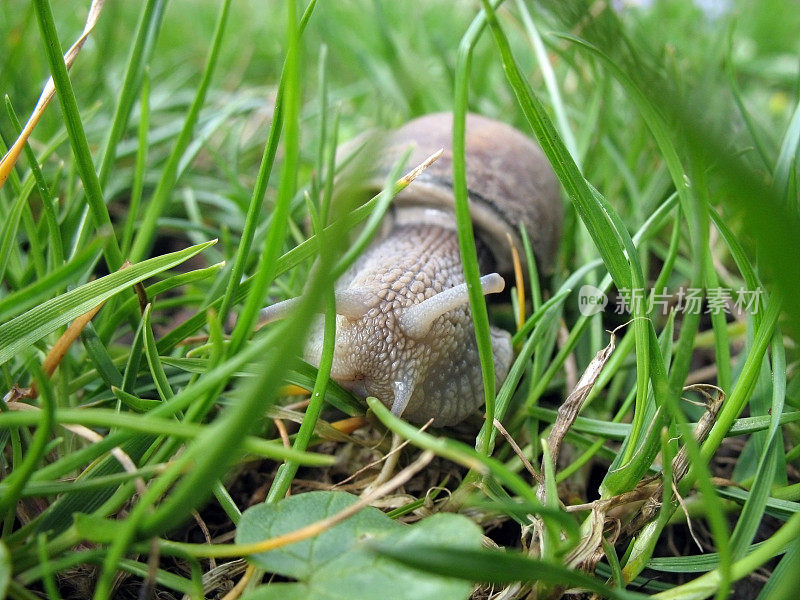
[1,0,799,598]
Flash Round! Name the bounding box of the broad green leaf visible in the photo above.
[373,543,647,600]
[0,239,215,366]
[237,490,481,600]
[241,583,310,600]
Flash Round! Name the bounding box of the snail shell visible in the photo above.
[363,112,561,275]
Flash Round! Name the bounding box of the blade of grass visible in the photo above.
[691,296,782,482]
[0,240,215,367]
[266,93,337,500]
[652,512,800,600]
[476,4,660,482]
[755,535,800,600]
[452,2,502,456]
[121,68,151,255]
[773,98,800,203]
[0,409,335,466]
[80,322,123,389]
[128,0,231,263]
[0,182,33,287]
[4,96,64,268]
[525,405,800,441]
[32,0,123,272]
[515,0,579,163]
[0,365,55,520]
[216,0,318,324]
[267,288,335,502]
[367,397,550,510]
[5,466,161,499]
[728,330,786,559]
[96,0,166,188]
[141,304,173,401]
[226,0,302,357]
[479,7,635,291]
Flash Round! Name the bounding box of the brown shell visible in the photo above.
[354,112,562,274]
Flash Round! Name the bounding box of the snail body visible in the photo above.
[264,113,562,426]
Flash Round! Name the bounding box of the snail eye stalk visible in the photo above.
[398,273,505,339]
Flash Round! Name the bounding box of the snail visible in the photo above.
[262,113,562,426]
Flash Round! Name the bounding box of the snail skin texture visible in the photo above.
[261,113,562,426]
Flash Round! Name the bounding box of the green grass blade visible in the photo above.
[773,98,800,203]
[515,0,579,163]
[0,240,215,367]
[267,289,336,502]
[479,3,635,291]
[692,296,782,479]
[755,536,800,600]
[80,322,123,389]
[128,0,231,263]
[226,0,302,357]
[729,330,787,559]
[32,0,124,271]
[0,409,335,466]
[142,304,174,401]
[0,184,31,286]
[4,96,63,268]
[121,68,151,256]
[453,5,500,455]
[216,0,318,324]
[97,0,167,188]
[0,364,55,520]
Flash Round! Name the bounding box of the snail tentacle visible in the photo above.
[257,287,378,326]
[390,366,418,417]
[333,287,379,319]
[397,273,505,340]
